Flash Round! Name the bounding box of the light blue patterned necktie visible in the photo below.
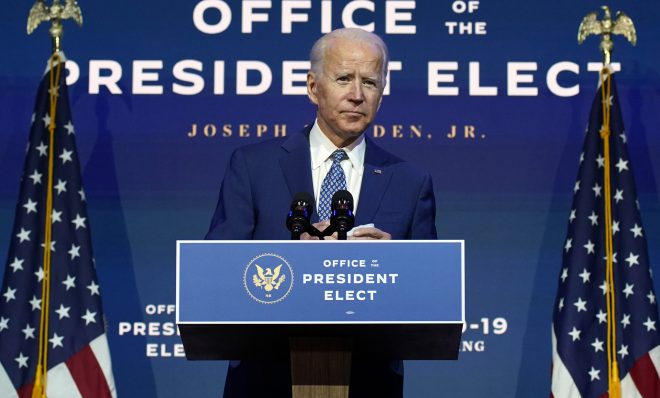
[318,149,348,221]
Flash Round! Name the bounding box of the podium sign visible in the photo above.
[177,240,464,360]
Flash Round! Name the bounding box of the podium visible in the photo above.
[177,240,464,397]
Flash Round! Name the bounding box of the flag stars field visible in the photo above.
[583,240,595,254]
[51,209,63,223]
[579,269,591,283]
[40,240,56,252]
[71,213,86,229]
[625,252,640,267]
[68,244,81,260]
[9,257,24,273]
[602,252,617,264]
[22,324,35,340]
[591,338,604,352]
[621,313,631,328]
[630,223,643,238]
[64,120,75,134]
[23,198,38,214]
[54,178,67,194]
[574,297,587,312]
[82,309,97,325]
[59,148,73,164]
[623,283,635,298]
[55,304,71,319]
[29,295,41,311]
[613,189,624,203]
[3,287,17,303]
[49,333,64,348]
[644,317,656,332]
[14,353,28,369]
[28,170,42,185]
[615,158,629,172]
[35,141,48,156]
[16,228,31,243]
[0,317,9,332]
[87,281,100,296]
[62,275,76,290]
[34,267,44,282]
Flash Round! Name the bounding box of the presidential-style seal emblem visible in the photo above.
[243,253,294,304]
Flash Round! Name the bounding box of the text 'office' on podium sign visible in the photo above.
[176,240,464,360]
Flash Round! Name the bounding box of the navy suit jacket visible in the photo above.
[206,125,437,398]
[207,125,437,241]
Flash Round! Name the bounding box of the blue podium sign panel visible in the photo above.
[176,240,464,324]
[176,240,465,360]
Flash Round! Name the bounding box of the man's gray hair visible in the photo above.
[309,28,389,86]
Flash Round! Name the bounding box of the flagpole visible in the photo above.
[26,2,83,397]
[577,6,637,398]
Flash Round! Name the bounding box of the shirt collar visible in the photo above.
[309,119,365,171]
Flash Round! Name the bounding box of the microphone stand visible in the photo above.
[290,223,324,240]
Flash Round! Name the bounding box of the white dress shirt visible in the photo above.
[309,120,365,216]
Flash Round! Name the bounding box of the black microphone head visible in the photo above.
[292,192,314,214]
[330,190,354,233]
[331,190,353,211]
[287,192,314,234]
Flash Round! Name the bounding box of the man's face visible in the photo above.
[307,38,384,147]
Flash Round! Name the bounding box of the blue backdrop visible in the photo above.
[1,1,659,396]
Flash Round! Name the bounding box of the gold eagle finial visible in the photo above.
[27,0,83,52]
[578,6,636,65]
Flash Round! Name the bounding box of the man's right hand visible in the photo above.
[300,220,338,240]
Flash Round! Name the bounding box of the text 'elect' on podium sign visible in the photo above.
[176,240,464,360]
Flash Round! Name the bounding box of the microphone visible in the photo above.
[286,192,314,240]
[330,190,355,240]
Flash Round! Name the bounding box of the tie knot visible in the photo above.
[331,149,348,164]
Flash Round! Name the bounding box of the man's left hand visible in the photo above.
[349,227,391,240]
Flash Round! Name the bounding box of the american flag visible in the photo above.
[551,74,660,397]
[0,57,116,397]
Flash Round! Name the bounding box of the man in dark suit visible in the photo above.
[207,27,437,398]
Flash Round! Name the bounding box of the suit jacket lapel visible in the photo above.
[279,125,318,220]
[355,138,393,225]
